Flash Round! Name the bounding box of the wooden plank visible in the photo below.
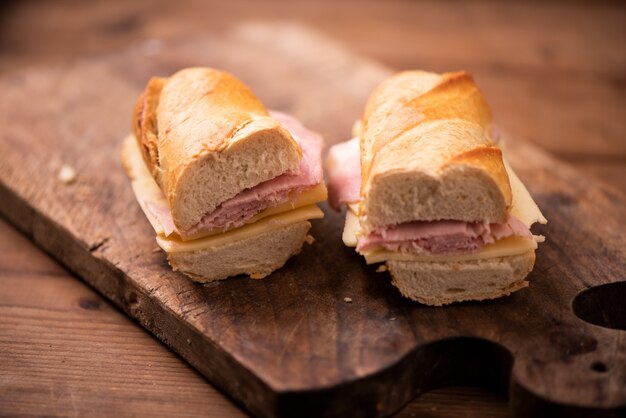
[0,220,249,418]
[0,23,624,417]
[0,216,509,418]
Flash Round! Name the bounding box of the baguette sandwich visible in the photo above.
[326,70,546,306]
[122,67,327,282]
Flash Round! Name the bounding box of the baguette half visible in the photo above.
[133,67,302,232]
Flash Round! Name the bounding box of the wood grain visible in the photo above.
[0,216,508,418]
[1,0,625,193]
[2,2,624,416]
[0,22,624,418]
[0,220,248,418]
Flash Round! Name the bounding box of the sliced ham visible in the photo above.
[326,137,361,210]
[326,136,532,256]
[357,216,532,255]
[148,111,323,238]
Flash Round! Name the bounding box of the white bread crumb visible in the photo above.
[343,297,353,303]
[58,165,76,184]
[249,272,265,279]
[376,264,388,272]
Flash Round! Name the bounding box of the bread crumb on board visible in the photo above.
[249,272,265,279]
[305,234,315,245]
[376,264,388,273]
[343,297,353,303]
[58,164,77,184]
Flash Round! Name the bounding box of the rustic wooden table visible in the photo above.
[0,1,624,417]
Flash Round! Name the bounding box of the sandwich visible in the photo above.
[326,70,546,306]
[121,67,326,282]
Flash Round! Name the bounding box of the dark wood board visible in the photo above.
[0,23,624,418]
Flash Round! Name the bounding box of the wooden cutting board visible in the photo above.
[0,23,624,418]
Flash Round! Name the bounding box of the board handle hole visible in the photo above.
[572,281,626,330]
[591,361,608,373]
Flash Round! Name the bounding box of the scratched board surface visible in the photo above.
[0,23,624,418]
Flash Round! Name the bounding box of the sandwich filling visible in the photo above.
[327,137,545,259]
[356,216,531,255]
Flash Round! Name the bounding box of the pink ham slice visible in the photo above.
[149,111,323,238]
[327,137,361,210]
[325,137,532,256]
[356,216,532,255]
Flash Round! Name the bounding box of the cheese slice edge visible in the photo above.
[505,160,547,227]
[123,135,168,236]
[157,204,324,253]
[342,209,360,247]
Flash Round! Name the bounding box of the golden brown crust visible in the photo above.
[132,76,166,185]
[361,71,493,181]
[440,145,512,206]
[157,67,269,159]
[132,69,273,192]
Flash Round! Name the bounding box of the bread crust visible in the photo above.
[131,68,301,231]
[133,76,166,184]
[359,71,512,228]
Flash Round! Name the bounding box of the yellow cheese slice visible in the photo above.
[505,160,547,228]
[342,209,360,247]
[342,209,361,247]
[341,162,546,263]
[157,204,324,253]
[122,135,327,240]
[122,135,170,236]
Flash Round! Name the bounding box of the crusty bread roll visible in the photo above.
[133,67,301,232]
[359,71,512,233]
